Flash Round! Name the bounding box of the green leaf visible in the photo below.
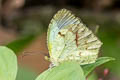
[6,35,36,54]
[36,61,85,80]
[0,46,17,80]
[35,69,50,80]
[82,57,115,77]
[16,66,37,80]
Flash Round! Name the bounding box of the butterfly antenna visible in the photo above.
[20,51,49,60]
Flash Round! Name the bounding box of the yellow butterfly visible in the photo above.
[47,9,102,66]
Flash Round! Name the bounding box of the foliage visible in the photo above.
[82,57,115,77]
[36,61,85,80]
[16,66,37,80]
[0,46,17,80]
[7,35,36,54]
[0,46,114,80]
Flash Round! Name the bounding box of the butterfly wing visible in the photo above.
[47,9,80,61]
[47,9,102,66]
[57,24,102,65]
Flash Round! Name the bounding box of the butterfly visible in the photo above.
[47,9,102,66]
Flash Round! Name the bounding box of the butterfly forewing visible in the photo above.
[47,9,102,66]
[47,9,80,59]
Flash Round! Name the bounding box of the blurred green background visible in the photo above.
[0,0,120,80]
